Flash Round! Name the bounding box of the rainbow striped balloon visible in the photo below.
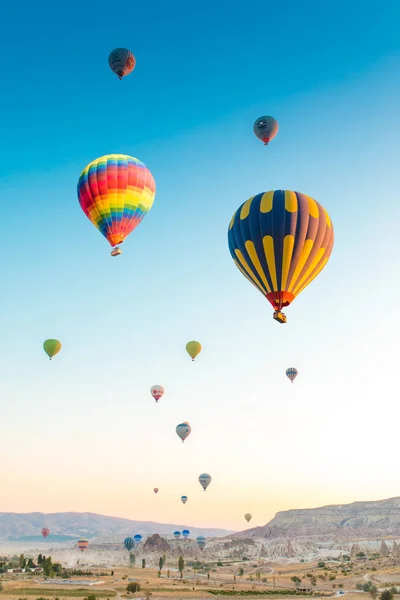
[77,154,156,249]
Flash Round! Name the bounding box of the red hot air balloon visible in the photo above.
[41,528,50,539]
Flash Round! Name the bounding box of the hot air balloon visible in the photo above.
[176,422,191,442]
[43,339,62,360]
[77,154,156,256]
[173,531,181,540]
[41,528,50,539]
[77,538,89,552]
[154,488,159,494]
[199,473,211,491]
[151,385,164,403]
[186,341,202,361]
[196,536,206,551]
[228,190,334,324]
[253,116,279,146]
[286,368,298,383]
[244,513,252,523]
[124,537,134,551]
[181,495,188,505]
[109,48,136,80]
[182,529,190,539]
[134,534,142,544]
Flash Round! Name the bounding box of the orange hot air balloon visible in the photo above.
[77,538,89,552]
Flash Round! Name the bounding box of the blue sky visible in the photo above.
[0,0,399,531]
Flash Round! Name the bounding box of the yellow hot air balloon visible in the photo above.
[245,513,252,523]
[186,341,202,361]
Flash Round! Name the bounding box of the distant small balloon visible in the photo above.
[182,529,190,539]
[173,530,181,540]
[124,537,134,551]
[199,473,212,491]
[181,495,188,505]
[186,340,202,361]
[154,488,159,494]
[286,368,298,383]
[253,116,279,145]
[43,339,62,360]
[109,48,136,79]
[151,385,164,402]
[41,528,50,539]
[77,538,89,552]
[196,535,206,551]
[176,422,191,443]
[134,534,142,544]
[244,513,252,523]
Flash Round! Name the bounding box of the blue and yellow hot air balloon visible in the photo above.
[228,190,334,324]
[124,537,134,551]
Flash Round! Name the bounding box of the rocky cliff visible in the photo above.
[232,497,400,541]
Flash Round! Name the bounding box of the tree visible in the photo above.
[19,555,26,569]
[27,559,35,569]
[129,552,135,565]
[370,585,379,600]
[238,567,244,577]
[178,555,184,579]
[159,557,164,571]
[37,554,43,566]
[357,552,366,558]
[141,559,146,569]
[318,562,326,568]
[380,592,394,600]
[126,582,141,593]
[291,576,302,586]
[83,595,98,600]
[163,553,166,564]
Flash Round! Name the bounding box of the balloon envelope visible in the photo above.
[199,473,212,491]
[41,528,50,538]
[253,116,279,145]
[244,513,252,523]
[228,190,334,321]
[151,385,164,402]
[196,535,206,550]
[43,339,62,359]
[176,422,191,442]
[109,48,136,79]
[173,531,181,539]
[124,537,134,551]
[77,154,156,249]
[77,538,89,552]
[186,340,202,361]
[181,495,188,504]
[286,368,298,382]
[154,488,159,494]
[182,529,190,539]
[134,534,142,543]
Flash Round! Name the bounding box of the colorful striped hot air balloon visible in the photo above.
[77,154,156,256]
[199,473,212,491]
[181,495,188,505]
[186,340,202,361]
[77,538,89,552]
[151,385,164,403]
[109,48,136,79]
[286,368,298,383]
[124,537,134,551]
[43,339,62,360]
[182,529,190,539]
[253,116,279,145]
[41,528,50,539]
[176,422,191,442]
[228,190,334,324]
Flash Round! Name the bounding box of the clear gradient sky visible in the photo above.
[0,0,399,533]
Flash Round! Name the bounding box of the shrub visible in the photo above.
[318,562,326,568]
[126,582,141,593]
[380,592,394,600]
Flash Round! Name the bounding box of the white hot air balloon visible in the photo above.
[108,48,136,80]
[253,115,279,145]
[199,473,212,491]
[176,422,191,443]
[150,385,164,402]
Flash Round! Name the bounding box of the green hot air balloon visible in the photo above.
[43,339,62,360]
[186,341,202,361]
